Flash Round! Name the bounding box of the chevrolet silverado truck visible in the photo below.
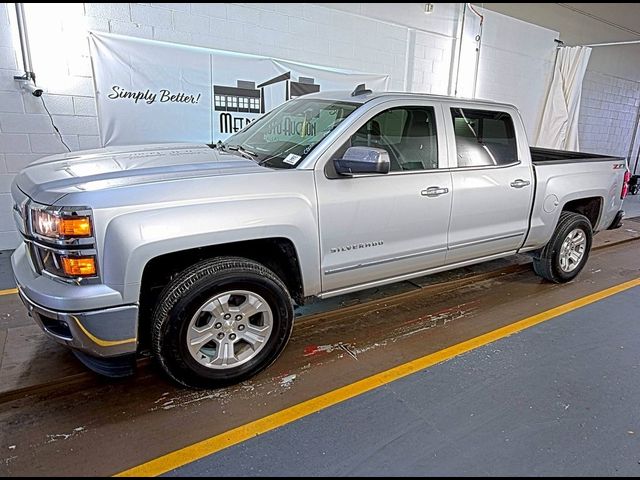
[11,89,629,388]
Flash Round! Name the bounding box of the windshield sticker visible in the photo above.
[283,153,302,165]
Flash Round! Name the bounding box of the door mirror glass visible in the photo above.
[334,146,390,176]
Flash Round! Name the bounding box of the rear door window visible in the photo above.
[451,108,518,167]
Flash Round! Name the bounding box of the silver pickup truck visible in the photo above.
[11,90,629,388]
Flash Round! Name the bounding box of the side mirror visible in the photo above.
[334,146,390,176]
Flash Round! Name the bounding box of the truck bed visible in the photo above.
[530,147,624,165]
[524,146,626,247]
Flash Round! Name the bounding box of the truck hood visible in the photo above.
[14,143,266,205]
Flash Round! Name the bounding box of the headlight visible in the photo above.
[32,209,92,239]
[26,205,98,281]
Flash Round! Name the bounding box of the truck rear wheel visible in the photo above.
[151,256,294,388]
[532,211,593,283]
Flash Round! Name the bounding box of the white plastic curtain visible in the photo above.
[536,46,592,151]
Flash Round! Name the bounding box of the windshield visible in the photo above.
[222,98,360,169]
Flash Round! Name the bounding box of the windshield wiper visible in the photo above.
[257,156,275,166]
[226,144,258,160]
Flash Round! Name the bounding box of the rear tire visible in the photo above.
[532,211,593,283]
[151,256,294,389]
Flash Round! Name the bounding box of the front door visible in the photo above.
[316,101,453,294]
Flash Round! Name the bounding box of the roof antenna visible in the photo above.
[351,83,372,96]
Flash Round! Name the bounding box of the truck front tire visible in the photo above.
[151,256,294,388]
[532,211,593,283]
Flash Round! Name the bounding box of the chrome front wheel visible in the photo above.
[152,256,294,389]
[186,290,274,370]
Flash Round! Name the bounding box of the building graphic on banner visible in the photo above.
[256,72,320,111]
[213,80,262,114]
[213,72,321,135]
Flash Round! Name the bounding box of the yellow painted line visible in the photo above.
[0,288,18,296]
[70,316,136,347]
[116,277,640,477]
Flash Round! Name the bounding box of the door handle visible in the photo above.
[421,186,449,197]
[510,179,531,188]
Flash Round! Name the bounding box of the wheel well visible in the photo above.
[137,238,304,350]
[562,197,602,229]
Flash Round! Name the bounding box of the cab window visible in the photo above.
[451,108,518,167]
[338,106,439,172]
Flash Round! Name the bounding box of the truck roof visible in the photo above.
[303,90,518,110]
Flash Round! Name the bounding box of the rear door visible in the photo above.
[443,104,534,264]
[315,99,453,294]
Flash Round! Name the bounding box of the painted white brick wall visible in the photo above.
[412,31,455,95]
[0,2,563,249]
[475,9,558,141]
[578,70,640,158]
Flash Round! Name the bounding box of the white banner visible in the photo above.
[89,32,390,147]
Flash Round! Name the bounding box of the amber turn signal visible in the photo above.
[61,256,97,276]
[58,216,92,237]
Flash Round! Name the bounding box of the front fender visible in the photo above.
[101,194,320,304]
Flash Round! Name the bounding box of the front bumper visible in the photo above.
[18,288,138,358]
[12,244,138,359]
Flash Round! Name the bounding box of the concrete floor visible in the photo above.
[1,238,639,476]
[0,250,15,290]
[169,285,640,477]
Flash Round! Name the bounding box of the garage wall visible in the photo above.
[474,8,557,142]
[479,3,640,164]
[575,46,640,163]
[585,49,640,168]
[318,3,460,95]
[0,2,558,249]
[578,70,640,158]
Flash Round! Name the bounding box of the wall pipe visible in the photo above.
[582,39,640,48]
[452,3,467,97]
[13,3,35,81]
[468,3,484,99]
